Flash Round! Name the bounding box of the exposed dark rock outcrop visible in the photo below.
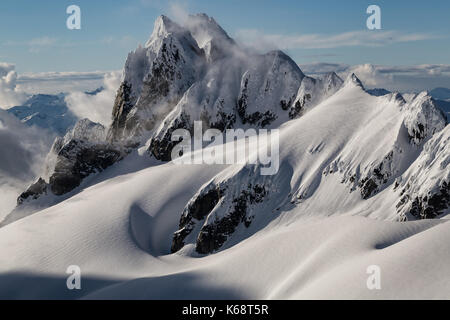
[195,184,267,254]
[409,182,449,219]
[396,126,449,220]
[109,81,135,141]
[404,92,447,145]
[171,182,268,254]
[358,151,395,199]
[17,178,48,205]
[17,119,125,203]
[49,141,122,196]
[108,15,204,143]
[171,188,222,253]
[148,111,193,161]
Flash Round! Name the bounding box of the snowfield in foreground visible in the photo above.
[0,157,449,299]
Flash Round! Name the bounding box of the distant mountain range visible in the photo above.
[6,94,77,136]
[5,88,104,136]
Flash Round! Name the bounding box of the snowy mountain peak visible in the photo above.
[2,12,450,300]
[386,92,407,105]
[64,118,106,144]
[263,50,306,80]
[185,13,234,49]
[147,15,186,45]
[321,72,343,92]
[345,73,365,89]
[403,91,447,145]
[322,71,343,85]
[291,72,343,118]
[110,15,203,141]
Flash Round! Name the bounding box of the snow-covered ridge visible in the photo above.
[169,79,448,253]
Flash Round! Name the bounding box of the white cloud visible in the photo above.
[346,64,394,87]
[28,37,57,47]
[65,71,122,126]
[168,1,190,24]
[18,70,107,82]
[234,29,440,51]
[16,70,109,94]
[0,63,27,108]
[4,36,58,53]
[102,35,138,48]
[0,110,54,219]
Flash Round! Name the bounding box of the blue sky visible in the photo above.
[0,0,450,93]
[0,0,449,73]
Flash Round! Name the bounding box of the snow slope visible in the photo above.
[0,155,448,299]
[0,77,448,299]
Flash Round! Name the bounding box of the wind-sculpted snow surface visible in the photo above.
[0,159,449,299]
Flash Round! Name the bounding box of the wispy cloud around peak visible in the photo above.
[0,63,27,108]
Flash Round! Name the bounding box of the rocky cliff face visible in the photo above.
[291,72,343,118]
[107,14,342,162]
[171,163,292,254]
[403,92,447,145]
[396,126,449,219]
[108,15,204,142]
[17,119,124,204]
